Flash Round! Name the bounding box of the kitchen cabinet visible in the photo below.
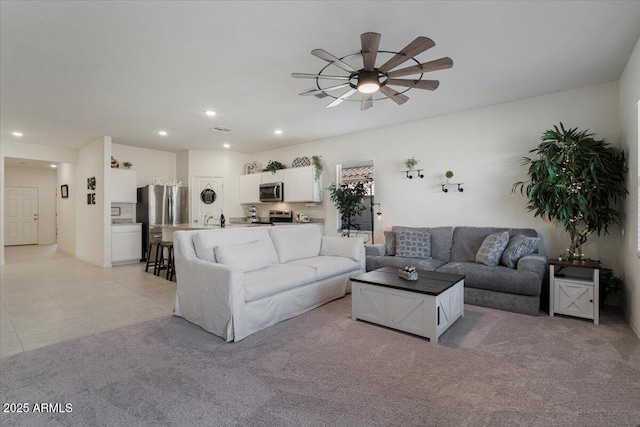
[239,174,262,204]
[283,166,322,203]
[111,169,137,203]
[261,170,284,184]
[112,223,142,265]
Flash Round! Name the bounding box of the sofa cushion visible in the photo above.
[392,226,453,262]
[214,240,273,272]
[289,256,359,280]
[366,255,446,272]
[475,231,509,267]
[501,235,541,268]
[320,236,363,262]
[384,231,396,256]
[269,224,322,263]
[396,230,431,259]
[193,228,278,264]
[450,227,538,262]
[436,261,541,296]
[244,264,317,302]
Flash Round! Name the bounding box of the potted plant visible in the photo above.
[599,268,623,309]
[404,157,419,170]
[513,123,627,260]
[328,180,369,237]
[445,170,454,183]
[262,160,287,173]
[312,155,325,182]
[122,161,133,169]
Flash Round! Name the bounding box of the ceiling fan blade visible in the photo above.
[361,32,381,72]
[386,57,453,78]
[378,37,435,73]
[386,79,440,91]
[326,89,357,108]
[299,83,350,96]
[292,73,350,81]
[361,93,373,111]
[379,86,409,105]
[311,49,357,73]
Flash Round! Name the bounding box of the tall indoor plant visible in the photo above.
[513,123,627,259]
[328,181,369,237]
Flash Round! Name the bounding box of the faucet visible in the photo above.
[204,212,213,227]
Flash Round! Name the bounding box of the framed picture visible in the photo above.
[61,185,69,199]
[87,193,96,205]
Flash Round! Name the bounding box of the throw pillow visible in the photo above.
[214,240,273,272]
[475,231,509,267]
[395,230,431,259]
[500,235,541,268]
[384,231,396,256]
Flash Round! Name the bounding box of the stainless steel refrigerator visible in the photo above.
[137,185,189,261]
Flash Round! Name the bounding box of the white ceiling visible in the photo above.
[1,1,639,154]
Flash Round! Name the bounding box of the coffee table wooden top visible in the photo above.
[351,267,465,296]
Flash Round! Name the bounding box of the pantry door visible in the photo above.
[191,177,224,225]
[4,186,38,245]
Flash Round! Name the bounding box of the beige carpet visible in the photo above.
[1,296,639,426]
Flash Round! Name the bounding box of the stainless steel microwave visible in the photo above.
[259,182,284,202]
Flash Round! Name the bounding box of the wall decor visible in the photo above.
[244,163,252,175]
[61,184,69,199]
[292,157,311,167]
[200,184,217,204]
[111,156,120,168]
[87,193,96,205]
[111,207,121,216]
[87,176,96,190]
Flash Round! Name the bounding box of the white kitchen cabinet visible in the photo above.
[239,174,262,204]
[283,166,322,203]
[261,170,284,184]
[111,169,137,203]
[549,260,599,325]
[112,223,142,265]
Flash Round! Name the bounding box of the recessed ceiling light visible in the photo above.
[274,129,283,135]
[223,143,231,149]
[12,131,23,137]
[204,110,217,117]
[158,130,168,136]
[50,164,57,168]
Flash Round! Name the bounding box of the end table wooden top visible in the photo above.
[549,259,600,269]
[351,267,465,296]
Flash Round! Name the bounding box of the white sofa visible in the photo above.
[173,224,365,342]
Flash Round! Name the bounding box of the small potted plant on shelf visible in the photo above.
[262,160,287,173]
[312,155,325,182]
[445,170,454,183]
[405,157,419,170]
[122,161,133,169]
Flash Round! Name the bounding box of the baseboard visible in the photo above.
[620,303,639,340]
[75,254,110,269]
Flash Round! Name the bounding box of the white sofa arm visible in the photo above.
[321,235,365,272]
[173,231,245,341]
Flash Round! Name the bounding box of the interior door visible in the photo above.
[191,177,224,225]
[4,186,38,245]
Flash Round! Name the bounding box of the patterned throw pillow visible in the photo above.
[500,235,541,268]
[396,230,431,259]
[475,231,509,267]
[384,231,396,256]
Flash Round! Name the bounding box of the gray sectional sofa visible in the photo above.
[365,226,547,315]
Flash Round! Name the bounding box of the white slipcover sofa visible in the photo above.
[173,224,365,342]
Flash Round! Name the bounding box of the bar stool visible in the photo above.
[165,243,175,281]
[154,241,174,278]
[145,240,161,273]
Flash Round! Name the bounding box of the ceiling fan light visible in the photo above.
[357,73,380,94]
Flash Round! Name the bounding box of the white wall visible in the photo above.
[187,150,249,218]
[112,144,177,187]
[0,140,77,265]
[251,81,623,271]
[176,150,189,187]
[619,36,640,338]
[56,162,76,256]
[74,137,111,267]
[4,166,57,245]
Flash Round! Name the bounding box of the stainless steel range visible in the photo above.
[269,210,293,223]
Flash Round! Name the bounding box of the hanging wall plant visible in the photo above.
[262,160,287,173]
[512,122,627,260]
[312,155,325,181]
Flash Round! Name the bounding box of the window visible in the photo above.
[336,159,375,239]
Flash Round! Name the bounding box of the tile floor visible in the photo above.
[0,244,175,358]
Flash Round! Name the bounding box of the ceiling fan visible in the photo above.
[292,32,453,111]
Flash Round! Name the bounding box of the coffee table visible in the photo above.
[351,267,465,343]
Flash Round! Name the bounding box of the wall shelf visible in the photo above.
[403,169,424,179]
[441,183,464,192]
